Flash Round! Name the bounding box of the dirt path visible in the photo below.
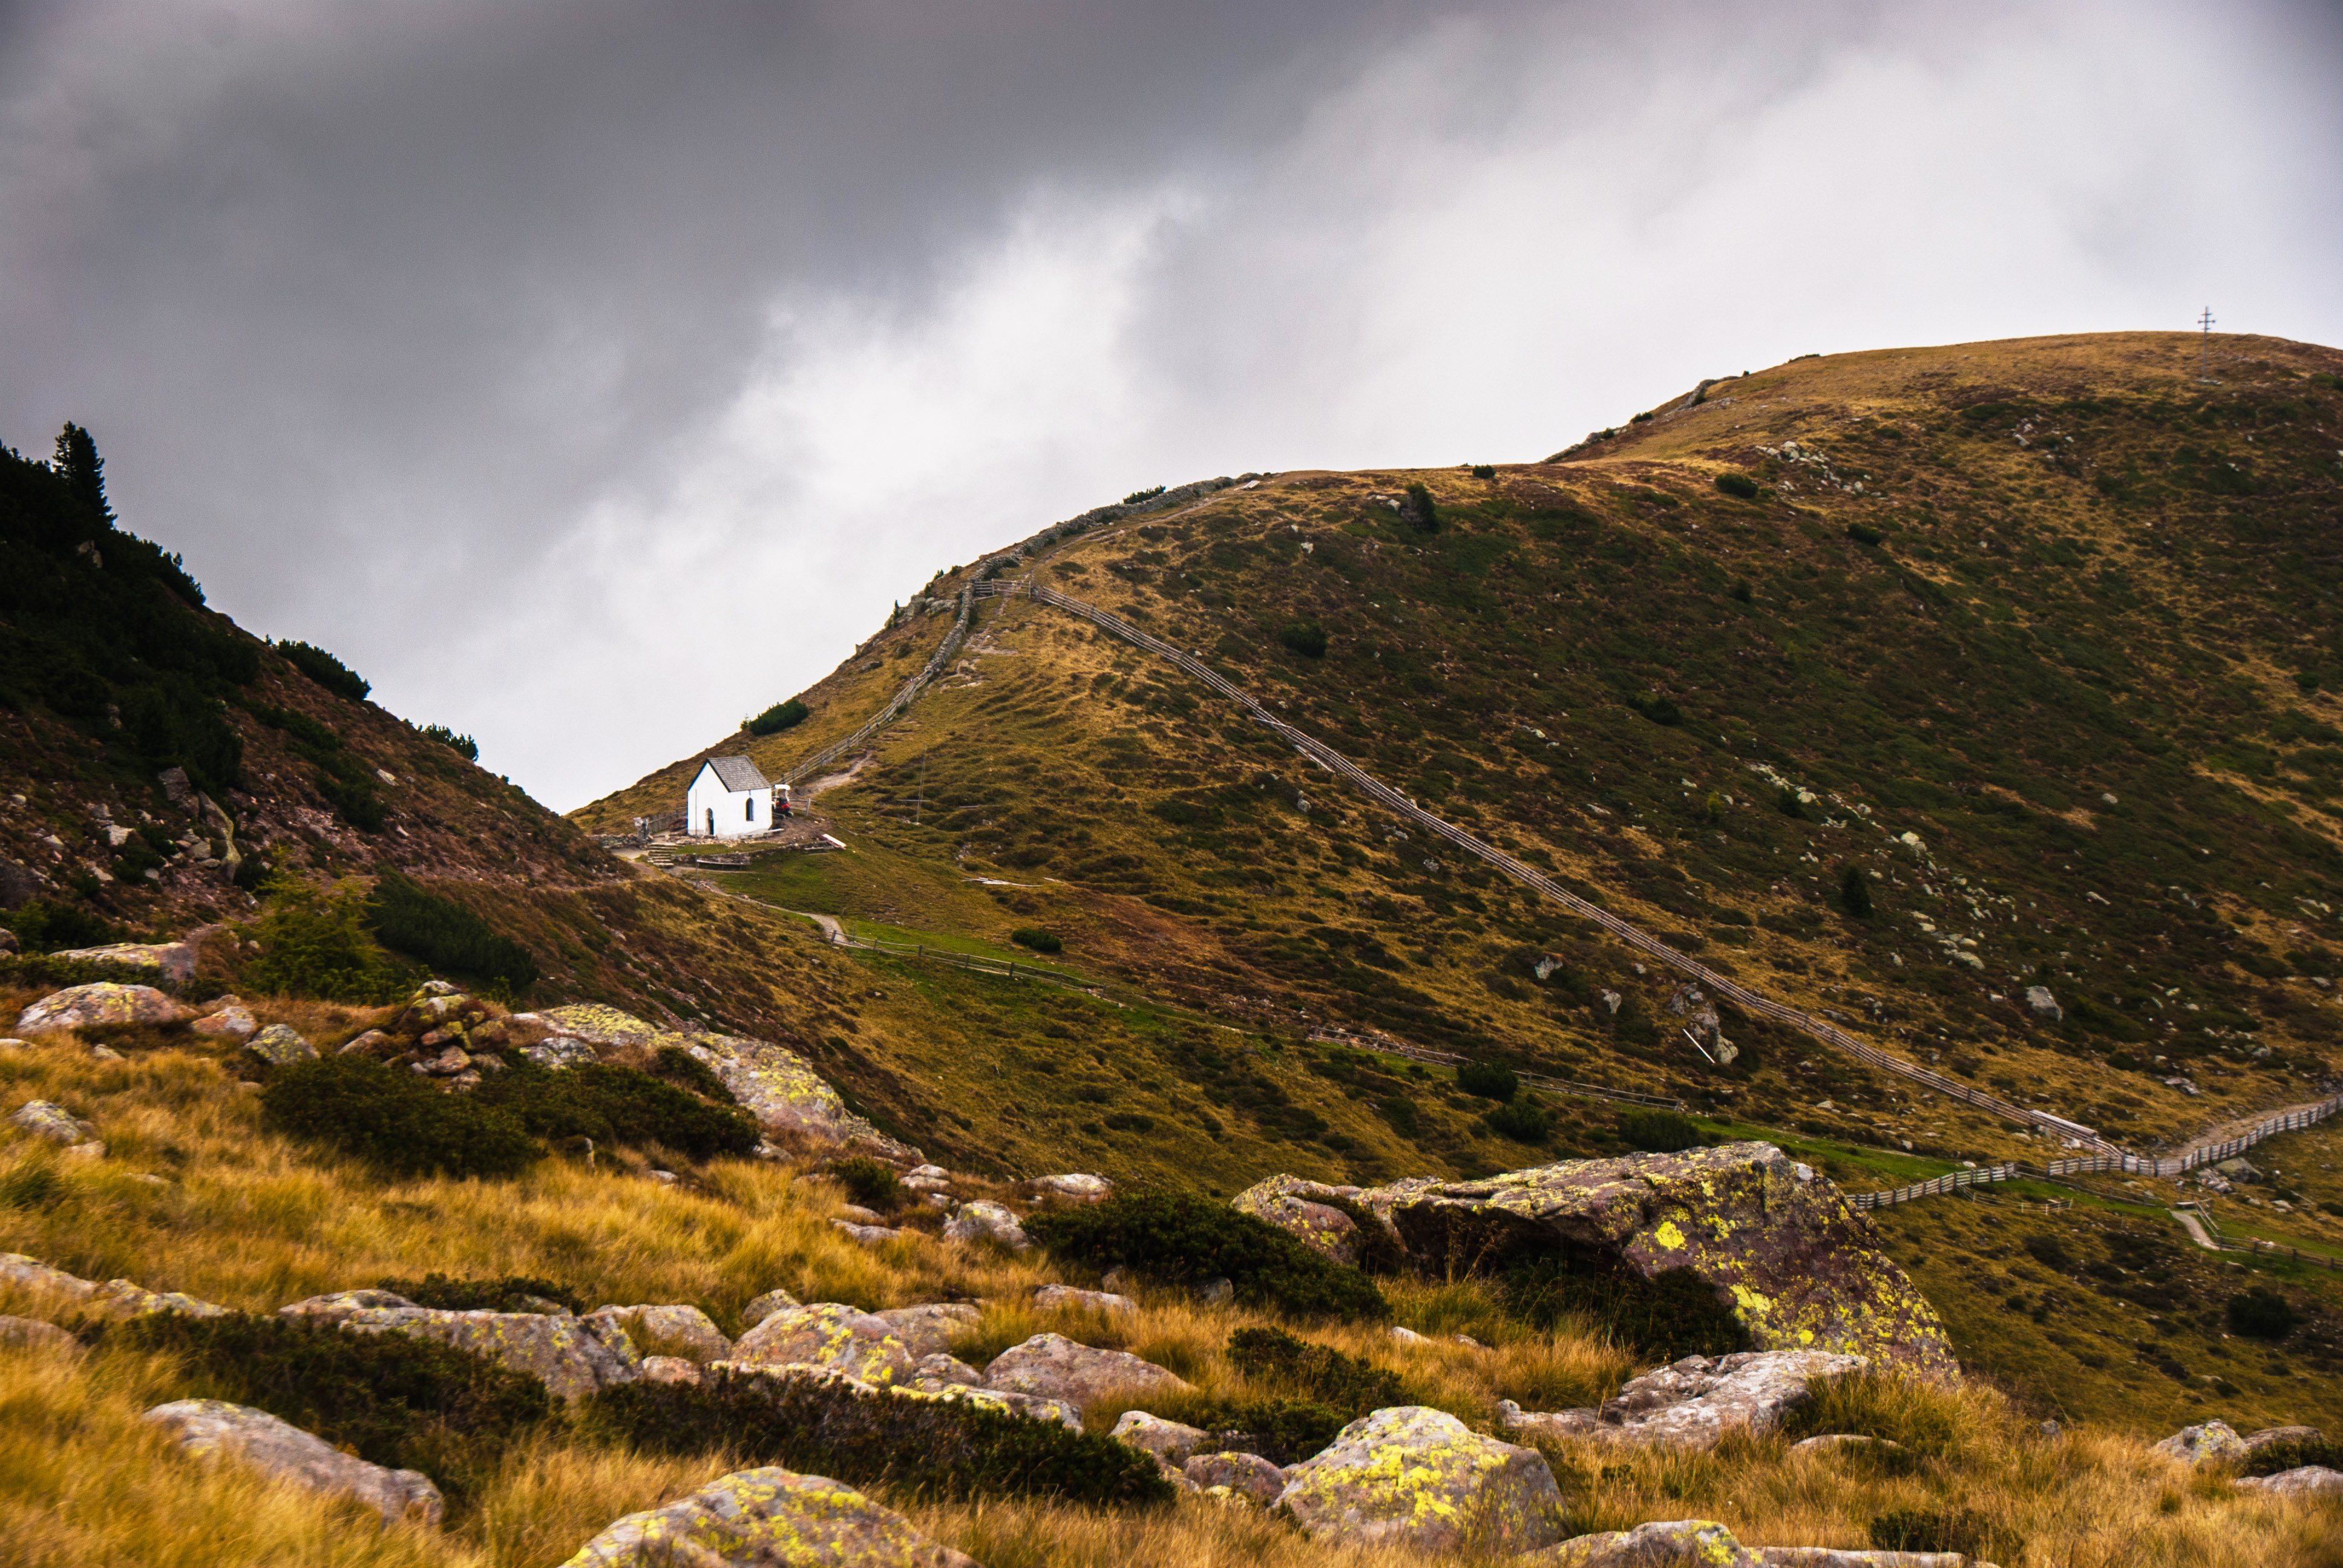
[2172,1208,2221,1251]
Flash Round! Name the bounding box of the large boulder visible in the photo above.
[556,1465,975,1567]
[739,1289,802,1330]
[1300,1145,1953,1375]
[143,1399,444,1527]
[870,1304,979,1359]
[54,942,198,984]
[245,1024,317,1067]
[1029,1173,1113,1202]
[1112,1410,1212,1466]
[1031,1284,1135,1315]
[191,1005,258,1040]
[2153,1420,2248,1466]
[2244,1424,2325,1453]
[0,1314,80,1352]
[2237,1466,2343,1498]
[16,982,191,1035]
[1186,1451,1285,1505]
[1231,1175,1366,1266]
[942,1201,1029,1251]
[1529,1519,1763,1566]
[982,1333,1193,1410]
[1501,1350,1869,1451]
[0,1253,98,1301]
[732,1303,918,1387]
[589,1304,733,1365]
[1274,1405,1567,1553]
[280,1296,638,1401]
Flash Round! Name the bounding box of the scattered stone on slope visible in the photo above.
[522,1036,599,1069]
[942,1200,1029,1250]
[555,1465,977,1568]
[2152,1420,2247,1465]
[93,1280,231,1319]
[982,1333,1193,1409]
[245,1024,317,1067]
[833,1220,907,1246]
[1112,1411,1211,1466]
[739,1289,802,1330]
[2236,1466,2343,1498]
[1231,1174,1366,1266]
[589,1304,732,1364]
[1755,1550,1988,1567]
[143,1398,445,1528]
[640,1356,704,1385]
[190,1004,258,1040]
[54,941,199,984]
[280,1298,638,1401]
[871,1304,979,1359]
[1303,1145,1952,1374]
[908,1353,984,1391]
[1186,1451,1285,1505]
[1028,1173,1113,1202]
[16,982,191,1035]
[1788,1434,1905,1457]
[0,1314,80,1351]
[733,1303,919,1386]
[1031,1284,1135,1315]
[1500,1351,1868,1451]
[0,1252,99,1299]
[2025,985,2062,1022]
[1274,1405,1567,1553]
[9,1099,96,1145]
[2244,1424,2325,1452]
[1526,1518,1762,1566]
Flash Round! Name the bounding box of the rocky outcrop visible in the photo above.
[143,1399,444,1527]
[732,1303,919,1387]
[279,1293,637,1400]
[2244,1424,2325,1453]
[1268,1146,1952,1375]
[556,1465,976,1567]
[1529,1518,1762,1566]
[54,941,199,984]
[907,1353,985,1391]
[1112,1411,1211,1466]
[1231,1175,1365,1266]
[1186,1450,1285,1504]
[1029,1173,1113,1202]
[15,982,191,1035]
[589,1304,732,1365]
[870,1304,978,1359]
[1501,1351,1869,1451]
[245,1024,316,1066]
[739,1289,802,1330]
[191,1004,258,1040]
[2152,1420,2248,1465]
[0,1253,232,1319]
[982,1333,1193,1410]
[942,1201,1029,1251]
[922,1383,1082,1432]
[1274,1406,1567,1552]
[2237,1466,2343,1498]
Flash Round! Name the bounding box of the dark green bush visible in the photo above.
[0,899,126,954]
[651,1044,738,1103]
[1617,1108,1702,1152]
[1775,786,1804,819]
[1484,1098,1553,1143]
[1122,486,1165,505]
[1227,1327,1404,1412]
[1732,580,1753,603]
[1504,1260,1749,1361]
[2227,1286,2298,1340]
[746,699,810,736]
[365,872,540,993]
[584,1368,1172,1505]
[473,1061,759,1161]
[833,1155,907,1213]
[277,640,370,701]
[1713,472,1759,500]
[246,878,402,1002]
[1839,864,1874,920]
[1869,1508,2018,1561]
[1470,465,1496,480]
[2243,1436,2341,1476]
[1103,1112,1156,1133]
[1846,521,1885,546]
[1402,483,1440,534]
[1195,1397,1351,1467]
[1456,1060,1518,1102]
[1009,928,1063,953]
[378,1273,585,1314]
[117,1310,550,1510]
[1024,1194,1388,1321]
[1627,692,1682,725]
[263,1054,540,1178]
[1279,621,1329,659]
[1316,1195,1406,1275]
[318,771,385,832]
[416,722,479,760]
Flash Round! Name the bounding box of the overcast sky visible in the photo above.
[5,1,2339,810]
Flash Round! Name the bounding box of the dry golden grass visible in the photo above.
[6,1027,2343,1565]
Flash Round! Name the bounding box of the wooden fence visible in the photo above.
[779,583,981,788]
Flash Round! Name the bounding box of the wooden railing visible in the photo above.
[780,583,980,788]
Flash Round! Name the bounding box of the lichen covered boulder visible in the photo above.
[1352,1145,1954,1375]
[557,1465,975,1567]
[2153,1419,2248,1466]
[982,1332,1192,1410]
[9,1099,97,1145]
[1231,1174,1369,1266]
[1112,1410,1211,1466]
[245,1024,317,1067]
[733,1303,919,1387]
[2238,1466,2343,1498]
[1274,1405,1567,1552]
[942,1200,1029,1251]
[16,982,191,1036]
[54,941,199,983]
[1527,1518,1762,1566]
[1187,1450,1286,1505]
[1502,1350,1869,1451]
[871,1304,979,1359]
[143,1398,444,1527]
[191,1005,258,1040]
[590,1304,733,1365]
[317,1304,638,1401]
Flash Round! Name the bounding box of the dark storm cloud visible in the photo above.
[3,1,2338,806]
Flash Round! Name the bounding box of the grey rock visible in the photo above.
[738,1288,802,1330]
[1529,1519,1763,1566]
[54,941,198,984]
[1029,1172,1113,1202]
[555,1465,977,1568]
[907,1353,985,1391]
[733,1302,919,1387]
[1030,1284,1136,1315]
[982,1332,1193,1410]
[1230,1175,1365,1266]
[2236,1465,2343,1498]
[91,1280,231,1319]
[1112,1410,1211,1466]
[2244,1424,2325,1452]
[244,1024,317,1067]
[1501,1351,1868,1451]
[143,1399,444,1527]
[923,1383,1083,1431]
[277,1289,421,1321]
[2025,985,2062,1022]
[9,1099,96,1145]
[638,1356,704,1386]
[0,1252,99,1299]
[837,1204,887,1224]
[521,1035,598,1070]
[832,1220,907,1246]
[1787,1434,1906,1456]
[190,1005,258,1040]
[1185,1451,1285,1505]
[1274,1405,1567,1553]
[871,1303,979,1359]
[589,1304,732,1364]
[1193,1276,1234,1307]
[323,1305,638,1401]
[942,1200,1029,1251]
[2154,1419,2247,1465]
[0,1315,80,1352]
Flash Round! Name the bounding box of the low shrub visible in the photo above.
[1470,464,1496,480]
[1227,1326,1404,1413]
[650,1044,738,1103]
[583,1369,1173,1505]
[1484,1098,1553,1144]
[1713,472,1759,500]
[1456,1060,1518,1102]
[1775,786,1804,819]
[262,1054,540,1179]
[0,954,166,995]
[1869,1508,2019,1561]
[472,1061,761,1161]
[365,872,540,993]
[833,1155,907,1213]
[1846,521,1886,546]
[1402,483,1440,534]
[1316,1195,1406,1275]
[1504,1259,1750,1361]
[1024,1194,1388,1321]
[378,1273,586,1315]
[1279,621,1329,659]
[117,1310,550,1509]
[2227,1286,2298,1340]
[0,897,126,954]
[746,699,810,736]
[1009,928,1063,953]
[415,722,479,760]
[1617,1108,1702,1152]
[1838,864,1874,920]
[277,639,370,701]
[1627,691,1682,725]
[1122,485,1165,505]
[2243,1435,2342,1476]
[246,877,401,1002]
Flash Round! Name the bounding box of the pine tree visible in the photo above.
[52,422,114,528]
[1838,863,1873,920]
